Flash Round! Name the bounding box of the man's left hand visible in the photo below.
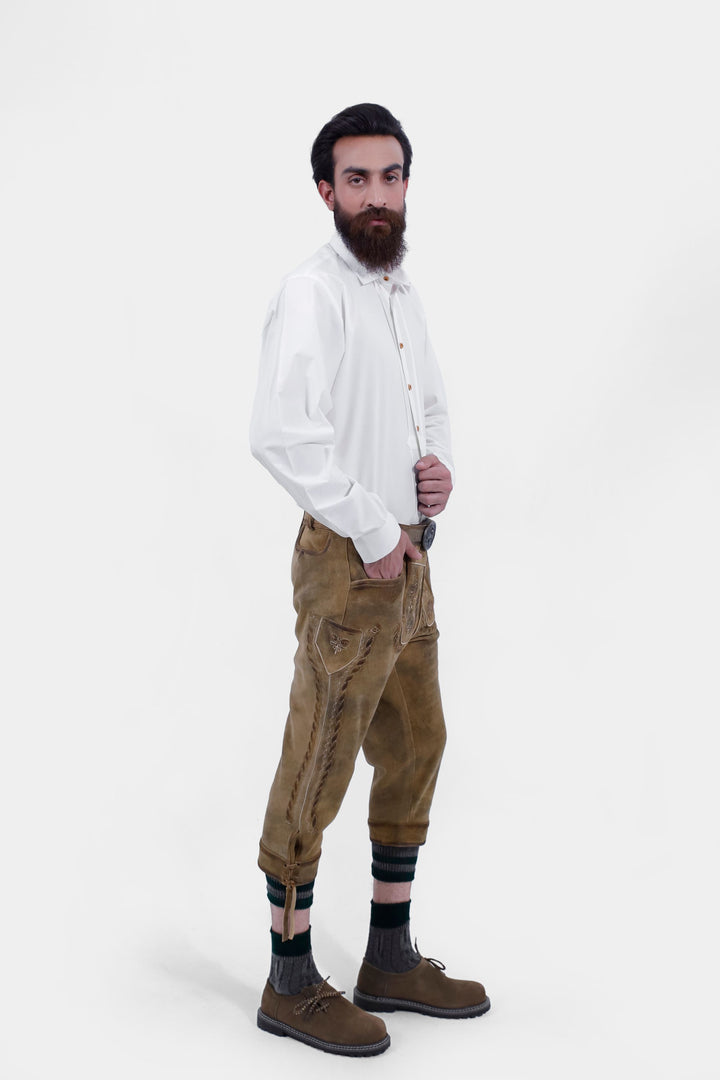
[415,454,453,517]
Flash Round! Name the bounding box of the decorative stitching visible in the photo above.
[309,626,379,831]
[285,622,326,824]
[402,577,421,643]
[329,631,349,655]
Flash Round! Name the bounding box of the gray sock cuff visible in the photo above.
[266,875,315,910]
[371,843,419,883]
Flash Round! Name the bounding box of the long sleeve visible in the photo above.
[422,330,455,485]
[250,273,401,563]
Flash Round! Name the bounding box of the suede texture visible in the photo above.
[259,979,389,1051]
[356,957,488,1011]
[258,515,447,902]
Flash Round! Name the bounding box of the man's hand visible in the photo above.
[363,530,422,579]
[415,454,453,517]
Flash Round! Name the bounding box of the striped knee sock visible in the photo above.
[365,844,421,973]
[266,876,321,994]
[371,842,419,885]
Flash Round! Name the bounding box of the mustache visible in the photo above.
[351,206,404,228]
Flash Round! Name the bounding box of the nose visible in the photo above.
[365,178,386,208]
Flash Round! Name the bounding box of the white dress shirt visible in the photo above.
[250,233,454,564]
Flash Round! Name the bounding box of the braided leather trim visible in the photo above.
[309,626,379,831]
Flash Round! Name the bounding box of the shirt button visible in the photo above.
[383,275,389,281]
[399,342,404,349]
[416,425,420,431]
[408,383,412,390]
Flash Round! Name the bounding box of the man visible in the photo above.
[250,103,489,1057]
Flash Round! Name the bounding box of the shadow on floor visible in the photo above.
[148,937,259,1024]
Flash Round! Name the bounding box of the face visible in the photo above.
[319,134,408,217]
[318,135,409,271]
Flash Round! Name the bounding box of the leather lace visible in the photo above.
[415,938,446,971]
[293,979,345,1017]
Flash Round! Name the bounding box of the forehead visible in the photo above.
[332,135,404,176]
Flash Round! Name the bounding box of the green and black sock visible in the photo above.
[266,876,322,995]
[365,844,422,973]
[265,875,315,913]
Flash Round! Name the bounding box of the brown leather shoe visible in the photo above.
[354,955,491,1019]
[257,978,391,1056]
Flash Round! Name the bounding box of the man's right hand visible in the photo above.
[363,530,423,579]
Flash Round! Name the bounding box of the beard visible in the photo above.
[333,202,407,273]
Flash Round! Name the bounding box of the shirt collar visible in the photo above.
[329,232,412,292]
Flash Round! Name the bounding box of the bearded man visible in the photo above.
[250,103,489,1057]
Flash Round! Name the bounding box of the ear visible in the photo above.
[403,177,409,196]
[318,180,335,211]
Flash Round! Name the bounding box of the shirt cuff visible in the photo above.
[353,517,402,565]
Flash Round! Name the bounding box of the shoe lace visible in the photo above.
[293,978,346,1017]
[414,937,446,971]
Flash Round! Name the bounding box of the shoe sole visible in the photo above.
[353,988,491,1019]
[257,1008,391,1056]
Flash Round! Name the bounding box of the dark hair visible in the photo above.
[311,103,413,186]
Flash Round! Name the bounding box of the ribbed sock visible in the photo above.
[266,875,321,994]
[367,898,423,976]
[366,844,422,973]
[265,875,315,912]
[269,928,323,995]
[365,899,421,972]
[371,842,419,884]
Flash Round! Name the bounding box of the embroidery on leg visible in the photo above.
[285,621,326,825]
[309,626,379,831]
[286,617,365,827]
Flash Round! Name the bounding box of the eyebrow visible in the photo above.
[340,163,403,176]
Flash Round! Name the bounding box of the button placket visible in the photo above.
[390,293,424,455]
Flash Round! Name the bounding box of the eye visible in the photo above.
[349,176,365,185]
[386,174,400,183]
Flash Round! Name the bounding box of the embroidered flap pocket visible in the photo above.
[314,617,364,674]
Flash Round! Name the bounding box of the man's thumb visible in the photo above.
[405,535,423,561]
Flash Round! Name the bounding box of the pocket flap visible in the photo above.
[314,617,363,674]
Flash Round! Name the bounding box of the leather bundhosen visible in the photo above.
[258,513,447,938]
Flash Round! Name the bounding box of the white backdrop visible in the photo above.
[2,2,719,1078]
